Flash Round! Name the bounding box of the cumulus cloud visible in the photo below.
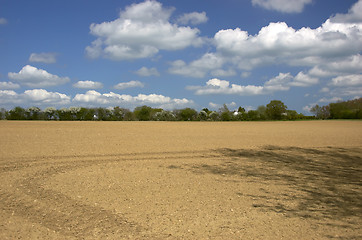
[23,89,71,104]
[330,74,362,87]
[135,67,160,77]
[208,101,238,110]
[0,18,7,25]
[308,54,362,78]
[214,20,362,68]
[319,74,362,98]
[241,72,251,78]
[291,72,319,87]
[86,0,203,60]
[264,73,293,91]
[211,68,237,77]
[29,52,57,64]
[251,0,313,13]
[169,53,224,78]
[187,73,318,96]
[0,89,71,107]
[0,81,20,90]
[114,80,144,90]
[73,80,103,89]
[171,1,362,80]
[73,90,193,109]
[8,65,70,88]
[176,11,208,25]
[318,97,343,103]
[187,78,265,95]
[331,0,362,23]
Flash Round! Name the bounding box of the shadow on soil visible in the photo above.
[192,146,362,224]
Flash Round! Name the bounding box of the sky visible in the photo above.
[0,0,361,113]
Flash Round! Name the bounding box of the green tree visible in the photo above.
[134,105,153,121]
[112,106,130,121]
[266,100,287,120]
[177,108,198,121]
[329,98,362,119]
[285,110,299,120]
[310,105,330,119]
[153,110,176,121]
[95,107,112,121]
[208,111,219,121]
[57,108,72,121]
[7,106,26,120]
[238,106,245,114]
[256,105,267,120]
[219,104,232,121]
[26,107,41,120]
[198,110,208,121]
[0,108,6,120]
[44,107,57,120]
[246,110,259,121]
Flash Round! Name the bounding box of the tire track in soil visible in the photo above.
[0,150,218,239]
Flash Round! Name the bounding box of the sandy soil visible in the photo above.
[0,121,361,239]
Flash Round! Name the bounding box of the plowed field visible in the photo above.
[0,121,361,239]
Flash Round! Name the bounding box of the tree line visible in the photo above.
[310,98,362,120]
[0,98,360,121]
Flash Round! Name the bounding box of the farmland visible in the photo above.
[0,121,361,239]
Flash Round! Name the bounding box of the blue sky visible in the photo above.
[1,0,361,113]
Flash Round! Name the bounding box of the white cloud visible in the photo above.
[114,80,144,90]
[264,73,293,91]
[208,102,220,109]
[73,90,107,104]
[135,67,160,77]
[251,0,313,13]
[211,68,237,77]
[23,89,71,104]
[302,104,315,113]
[73,80,103,89]
[73,90,193,109]
[8,65,70,88]
[176,12,208,25]
[0,81,20,90]
[0,90,20,106]
[330,74,362,86]
[290,72,319,87]
[173,2,362,79]
[0,89,71,107]
[206,78,230,88]
[320,87,330,93]
[318,97,343,103]
[308,54,362,78]
[214,20,362,68]
[0,18,7,25]
[187,78,265,95]
[331,87,362,97]
[208,101,239,110]
[331,0,362,23]
[241,72,251,78]
[169,53,224,78]
[86,0,203,60]
[317,74,362,99]
[29,53,57,64]
[187,72,318,96]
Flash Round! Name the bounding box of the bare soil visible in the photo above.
[0,121,361,239]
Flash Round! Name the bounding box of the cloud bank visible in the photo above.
[251,0,313,13]
[187,72,319,96]
[114,81,145,90]
[73,80,103,89]
[29,53,57,64]
[86,0,203,60]
[8,65,70,88]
